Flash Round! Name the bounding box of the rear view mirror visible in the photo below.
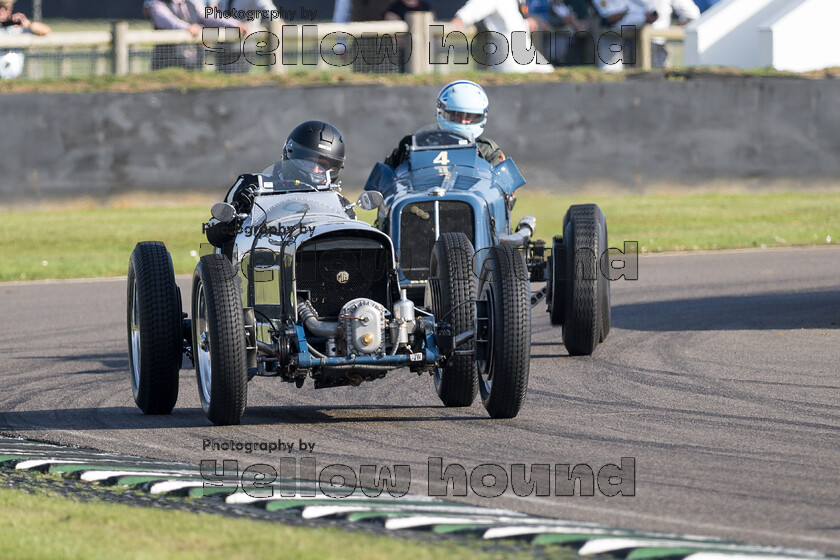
[211,202,237,223]
[357,191,384,211]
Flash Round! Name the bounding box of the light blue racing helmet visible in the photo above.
[436,80,489,140]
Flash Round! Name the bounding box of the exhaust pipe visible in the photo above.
[499,215,536,247]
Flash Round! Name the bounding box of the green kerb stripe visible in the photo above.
[532,533,605,545]
[432,524,490,534]
[627,548,726,560]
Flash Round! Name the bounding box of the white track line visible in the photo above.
[15,459,86,470]
[80,470,191,482]
[483,525,616,540]
[300,503,519,520]
[685,554,817,560]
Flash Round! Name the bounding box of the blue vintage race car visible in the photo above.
[365,125,611,357]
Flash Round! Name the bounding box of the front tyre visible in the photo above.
[476,244,531,419]
[127,241,182,415]
[428,232,478,407]
[192,254,248,426]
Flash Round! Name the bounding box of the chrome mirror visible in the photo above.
[210,202,237,223]
[357,191,384,211]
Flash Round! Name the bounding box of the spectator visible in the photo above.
[375,0,430,74]
[524,0,589,65]
[333,0,352,23]
[145,0,247,71]
[144,0,217,20]
[591,0,657,72]
[0,0,50,80]
[383,0,431,21]
[525,0,586,32]
[451,0,553,73]
[693,0,720,12]
[645,0,699,68]
[215,0,278,31]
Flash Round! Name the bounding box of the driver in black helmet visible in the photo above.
[230,120,345,211]
[267,120,346,185]
[205,120,348,249]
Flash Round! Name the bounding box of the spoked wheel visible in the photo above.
[192,254,248,426]
[194,282,213,408]
[127,241,182,415]
[475,244,530,419]
[427,232,478,407]
[555,204,609,356]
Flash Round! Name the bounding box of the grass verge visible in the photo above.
[0,486,534,560]
[3,66,840,96]
[1,191,838,282]
[0,67,619,95]
[512,190,840,254]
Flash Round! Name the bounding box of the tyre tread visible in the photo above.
[480,245,530,419]
[562,205,602,356]
[430,232,478,407]
[194,254,248,425]
[128,241,181,415]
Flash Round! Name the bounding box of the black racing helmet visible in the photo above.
[282,120,345,181]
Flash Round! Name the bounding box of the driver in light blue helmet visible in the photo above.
[383,80,506,169]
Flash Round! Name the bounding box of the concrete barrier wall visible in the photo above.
[2,78,839,200]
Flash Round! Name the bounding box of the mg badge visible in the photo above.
[336,271,349,284]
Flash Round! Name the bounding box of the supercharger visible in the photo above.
[338,290,417,356]
[339,298,387,355]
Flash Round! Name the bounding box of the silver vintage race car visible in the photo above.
[127,158,531,425]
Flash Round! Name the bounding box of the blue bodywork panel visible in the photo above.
[364,128,527,288]
[293,318,441,368]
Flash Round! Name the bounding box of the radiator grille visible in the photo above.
[399,201,474,281]
[295,238,390,319]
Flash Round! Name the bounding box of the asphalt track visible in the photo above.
[1,247,839,554]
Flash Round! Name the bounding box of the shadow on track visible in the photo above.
[13,352,129,375]
[613,289,840,331]
[244,404,487,425]
[0,404,485,432]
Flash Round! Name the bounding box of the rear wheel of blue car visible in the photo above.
[546,235,565,326]
[127,241,182,415]
[599,218,611,343]
[192,254,248,426]
[559,204,609,356]
[476,244,530,419]
[428,232,478,407]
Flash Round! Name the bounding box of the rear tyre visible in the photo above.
[561,204,605,356]
[192,254,248,426]
[428,232,478,407]
[476,244,530,419]
[598,216,611,343]
[546,236,565,326]
[127,241,182,415]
